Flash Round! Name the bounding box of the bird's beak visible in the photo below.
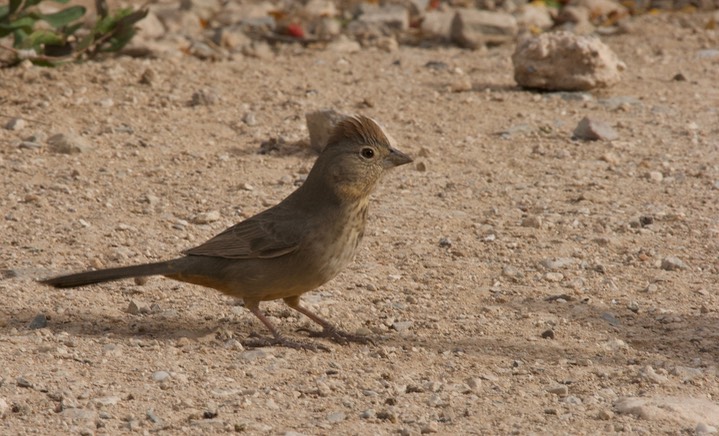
[383,148,413,169]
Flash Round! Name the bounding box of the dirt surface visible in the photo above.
[1,13,719,435]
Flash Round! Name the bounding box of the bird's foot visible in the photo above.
[297,326,374,345]
[243,333,329,352]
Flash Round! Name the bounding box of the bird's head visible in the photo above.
[309,115,412,201]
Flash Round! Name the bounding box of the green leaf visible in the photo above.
[40,5,85,28]
[20,28,65,49]
[0,15,36,38]
[50,0,72,3]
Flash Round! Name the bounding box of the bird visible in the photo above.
[39,115,412,350]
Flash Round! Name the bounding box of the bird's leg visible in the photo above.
[242,300,328,351]
[284,296,373,345]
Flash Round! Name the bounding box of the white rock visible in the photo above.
[451,9,518,49]
[5,117,26,131]
[513,31,625,91]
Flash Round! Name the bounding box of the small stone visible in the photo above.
[627,301,639,313]
[646,171,663,183]
[415,161,427,172]
[521,215,542,228]
[639,366,668,384]
[140,68,157,85]
[598,409,614,420]
[134,276,149,286]
[661,256,687,271]
[438,237,452,248]
[191,210,221,224]
[672,72,687,81]
[547,385,569,396]
[451,9,518,49]
[450,76,472,92]
[5,117,26,131]
[327,411,346,423]
[573,117,619,141]
[421,10,454,40]
[190,89,219,106]
[48,132,91,154]
[16,377,33,388]
[392,321,413,333]
[0,398,9,417]
[421,421,439,433]
[152,371,170,382]
[360,408,376,420]
[127,300,149,315]
[541,329,555,339]
[94,396,121,406]
[28,313,48,329]
[242,112,257,126]
[543,272,564,282]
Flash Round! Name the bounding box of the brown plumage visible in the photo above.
[39,115,412,349]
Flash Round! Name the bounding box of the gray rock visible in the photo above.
[392,321,414,333]
[327,411,346,423]
[573,117,619,141]
[513,31,625,91]
[48,132,91,154]
[661,256,687,271]
[5,117,26,131]
[28,313,48,329]
[152,371,171,382]
[451,9,518,49]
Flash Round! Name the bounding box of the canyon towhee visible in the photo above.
[40,115,412,349]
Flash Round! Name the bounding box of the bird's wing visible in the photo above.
[183,206,305,259]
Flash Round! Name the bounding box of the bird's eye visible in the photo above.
[360,147,375,159]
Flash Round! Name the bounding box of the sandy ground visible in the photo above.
[1,12,719,435]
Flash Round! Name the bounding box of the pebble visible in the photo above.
[392,321,413,333]
[127,300,150,315]
[5,117,26,131]
[661,256,687,271]
[242,112,257,126]
[421,421,439,433]
[547,385,568,396]
[0,398,8,417]
[543,272,564,282]
[191,210,221,224]
[696,423,718,435]
[438,237,452,248]
[327,411,345,423]
[27,313,48,329]
[540,329,555,339]
[16,376,33,388]
[240,349,268,362]
[540,257,575,270]
[639,365,668,384]
[190,89,219,106]
[521,215,542,228]
[47,132,91,154]
[360,409,376,419]
[646,171,663,183]
[573,117,619,141]
[152,371,171,382]
[94,396,121,407]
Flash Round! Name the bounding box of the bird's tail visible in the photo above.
[39,260,177,288]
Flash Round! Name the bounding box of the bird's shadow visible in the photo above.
[2,293,717,368]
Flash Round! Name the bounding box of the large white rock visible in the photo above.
[512,31,625,91]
